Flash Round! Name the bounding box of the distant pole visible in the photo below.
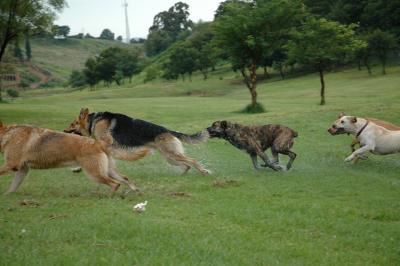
[123,0,131,43]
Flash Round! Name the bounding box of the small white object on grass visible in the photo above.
[133,201,147,213]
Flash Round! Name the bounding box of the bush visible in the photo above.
[239,103,266,114]
[69,70,86,88]
[143,65,160,83]
[19,80,30,88]
[6,89,19,98]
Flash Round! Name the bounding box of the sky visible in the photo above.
[55,0,222,39]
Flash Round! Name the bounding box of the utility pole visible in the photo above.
[123,0,131,43]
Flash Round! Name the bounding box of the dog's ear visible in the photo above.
[338,112,346,118]
[220,121,228,129]
[79,108,89,119]
[350,116,357,123]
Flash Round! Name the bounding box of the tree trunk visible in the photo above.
[263,66,269,78]
[249,63,258,107]
[0,0,18,62]
[381,55,386,75]
[279,66,285,80]
[318,66,325,105]
[240,64,258,108]
[363,57,372,75]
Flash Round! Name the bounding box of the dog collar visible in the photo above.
[356,121,369,138]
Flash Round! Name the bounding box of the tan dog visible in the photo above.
[328,115,400,162]
[0,122,143,194]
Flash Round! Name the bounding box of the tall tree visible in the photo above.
[52,25,70,37]
[366,29,398,75]
[286,17,366,105]
[99,29,115,40]
[0,0,66,61]
[213,0,304,110]
[145,2,193,56]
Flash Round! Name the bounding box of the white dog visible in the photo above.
[328,115,400,162]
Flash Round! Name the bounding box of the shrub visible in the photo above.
[239,103,266,114]
[6,89,19,98]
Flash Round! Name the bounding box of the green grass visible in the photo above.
[0,66,399,265]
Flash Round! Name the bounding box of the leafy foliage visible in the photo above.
[0,0,66,61]
[213,0,305,108]
[286,17,366,105]
[145,2,193,56]
[99,29,115,40]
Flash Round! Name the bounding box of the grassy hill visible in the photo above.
[0,65,399,265]
[29,38,134,81]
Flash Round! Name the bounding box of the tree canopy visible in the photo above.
[0,0,66,61]
[286,17,366,105]
[145,2,193,56]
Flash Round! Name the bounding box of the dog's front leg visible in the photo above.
[345,144,374,162]
[250,154,260,170]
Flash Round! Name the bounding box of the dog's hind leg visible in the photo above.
[80,156,120,192]
[156,134,211,175]
[5,166,29,194]
[279,150,297,170]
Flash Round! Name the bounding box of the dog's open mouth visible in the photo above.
[328,127,346,135]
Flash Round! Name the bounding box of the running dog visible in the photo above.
[328,115,400,162]
[0,122,143,194]
[207,121,298,170]
[64,108,210,175]
[329,112,400,163]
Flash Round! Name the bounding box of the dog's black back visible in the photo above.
[89,112,169,147]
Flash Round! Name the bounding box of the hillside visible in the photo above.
[29,38,136,81]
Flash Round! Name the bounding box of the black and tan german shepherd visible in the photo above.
[64,108,210,175]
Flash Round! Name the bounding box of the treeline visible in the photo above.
[68,0,398,109]
[69,47,143,88]
[141,0,398,108]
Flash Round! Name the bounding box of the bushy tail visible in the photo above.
[170,130,209,144]
[97,140,151,161]
[111,148,151,161]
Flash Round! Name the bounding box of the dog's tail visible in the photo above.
[111,148,151,161]
[97,140,151,161]
[170,130,209,144]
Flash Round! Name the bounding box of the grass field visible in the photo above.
[0,66,399,265]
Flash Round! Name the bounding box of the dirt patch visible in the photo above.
[20,199,40,207]
[212,180,240,188]
[168,192,191,197]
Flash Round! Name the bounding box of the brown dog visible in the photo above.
[64,108,210,175]
[0,122,143,194]
[207,121,298,171]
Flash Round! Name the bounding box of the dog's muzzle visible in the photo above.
[328,126,345,135]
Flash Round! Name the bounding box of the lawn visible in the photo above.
[0,66,399,265]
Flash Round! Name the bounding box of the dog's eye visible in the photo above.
[341,121,344,124]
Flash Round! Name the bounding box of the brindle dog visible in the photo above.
[207,121,298,171]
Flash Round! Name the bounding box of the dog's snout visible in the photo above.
[332,124,336,129]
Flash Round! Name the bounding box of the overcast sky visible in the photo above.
[55,0,222,39]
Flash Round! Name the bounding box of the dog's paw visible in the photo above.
[344,155,354,162]
[201,169,212,175]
